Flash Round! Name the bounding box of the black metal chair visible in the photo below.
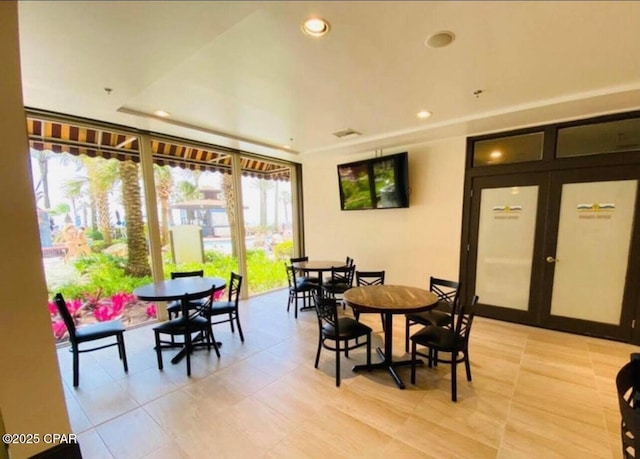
[616,354,640,458]
[153,289,219,376]
[167,270,207,319]
[312,291,372,387]
[322,264,356,308]
[285,263,318,318]
[290,256,320,285]
[410,295,479,401]
[323,256,354,284]
[353,270,386,329]
[199,272,244,342]
[53,293,128,387]
[405,276,461,352]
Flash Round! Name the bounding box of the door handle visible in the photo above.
[546,256,559,263]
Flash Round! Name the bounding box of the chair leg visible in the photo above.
[154,331,163,370]
[287,292,292,312]
[185,331,192,376]
[405,317,410,352]
[228,312,235,333]
[451,355,457,402]
[118,333,128,372]
[294,294,299,319]
[314,336,322,368]
[380,313,385,332]
[366,333,371,366]
[335,339,341,387]
[464,351,472,381]
[72,344,80,387]
[428,347,434,368]
[410,341,417,385]
[235,312,245,342]
[209,324,221,358]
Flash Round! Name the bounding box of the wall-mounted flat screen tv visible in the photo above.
[337,152,409,211]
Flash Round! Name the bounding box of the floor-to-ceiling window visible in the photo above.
[27,114,301,342]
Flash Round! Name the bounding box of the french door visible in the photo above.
[466,165,640,340]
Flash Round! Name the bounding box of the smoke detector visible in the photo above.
[332,128,362,139]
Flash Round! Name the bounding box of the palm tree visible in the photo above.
[82,157,118,245]
[30,149,52,209]
[154,165,173,246]
[119,159,151,277]
[253,178,274,229]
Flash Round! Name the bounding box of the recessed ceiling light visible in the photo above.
[425,31,455,48]
[417,110,432,119]
[490,150,502,159]
[154,110,171,118]
[301,17,330,37]
[283,145,292,150]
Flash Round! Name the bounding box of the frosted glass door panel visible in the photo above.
[550,180,637,324]
[476,186,538,310]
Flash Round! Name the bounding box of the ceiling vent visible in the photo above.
[332,128,362,139]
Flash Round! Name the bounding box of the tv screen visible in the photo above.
[337,152,409,211]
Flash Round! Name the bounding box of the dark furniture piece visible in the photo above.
[286,263,318,318]
[344,285,438,389]
[166,270,207,320]
[322,264,356,308]
[410,295,479,401]
[54,293,128,387]
[353,270,386,328]
[616,354,640,458]
[405,277,461,352]
[291,259,346,289]
[134,276,226,375]
[290,256,320,284]
[312,291,372,387]
[324,256,354,284]
[199,272,244,342]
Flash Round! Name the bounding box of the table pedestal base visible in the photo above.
[352,347,423,389]
[157,333,222,364]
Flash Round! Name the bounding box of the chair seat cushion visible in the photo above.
[322,283,350,294]
[154,316,209,334]
[322,318,372,340]
[293,280,318,292]
[205,301,235,314]
[411,325,457,349]
[75,320,125,341]
[408,309,452,327]
[167,298,207,315]
[300,276,320,284]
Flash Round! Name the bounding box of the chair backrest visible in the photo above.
[330,264,355,286]
[226,272,242,304]
[290,256,309,264]
[171,270,204,279]
[453,295,479,348]
[312,290,338,328]
[53,293,77,342]
[430,276,461,311]
[356,270,385,286]
[285,263,296,288]
[346,256,355,267]
[616,355,640,459]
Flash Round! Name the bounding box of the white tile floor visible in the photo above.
[56,289,637,458]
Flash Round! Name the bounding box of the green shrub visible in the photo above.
[273,240,293,260]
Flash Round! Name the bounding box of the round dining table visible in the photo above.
[291,260,345,286]
[134,276,226,363]
[343,284,438,389]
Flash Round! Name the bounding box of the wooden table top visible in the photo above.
[343,285,438,314]
[133,276,226,302]
[292,260,345,271]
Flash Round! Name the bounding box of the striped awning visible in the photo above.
[26,117,291,181]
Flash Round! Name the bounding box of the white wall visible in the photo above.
[0,2,72,458]
[302,137,466,288]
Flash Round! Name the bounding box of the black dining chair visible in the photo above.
[285,263,318,318]
[410,295,479,401]
[322,264,356,308]
[167,270,207,319]
[353,270,386,329]
[199,272,244,342]
[54,293,128,387]
[405,276,461,352]
[312,290,372,387]
[290,256,320,285]
[153,290,219,376]
[616,354,640,459]
[323,256,354,285]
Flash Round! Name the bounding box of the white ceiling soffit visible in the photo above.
[17,1,640,158]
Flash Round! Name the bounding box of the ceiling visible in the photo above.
[17,1,640,161]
